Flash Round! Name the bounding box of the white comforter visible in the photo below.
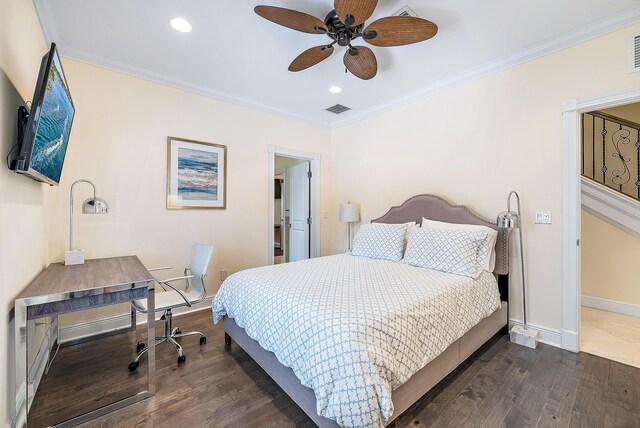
[211,254,501,428]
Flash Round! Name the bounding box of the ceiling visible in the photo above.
[34,0,640,128]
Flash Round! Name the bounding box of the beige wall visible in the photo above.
[600,102,640,123]
[330,23,640,332]
[582,210,640,306]
[47,58,332,328]
[0,0,48,425]
[3,5,640,423]
[275,155,307,170]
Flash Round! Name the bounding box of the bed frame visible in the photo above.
[223,194,509,427]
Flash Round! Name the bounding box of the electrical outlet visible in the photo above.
[535,210,552,224]
[220,269,228,281]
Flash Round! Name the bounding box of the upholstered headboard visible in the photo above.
[371,194,509,276]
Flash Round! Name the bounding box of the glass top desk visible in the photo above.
[14,256,155,427]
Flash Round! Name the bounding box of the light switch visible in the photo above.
[535,210,552,224]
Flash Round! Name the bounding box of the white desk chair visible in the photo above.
[128,243,213,371]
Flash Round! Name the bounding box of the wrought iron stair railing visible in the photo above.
[582,110,640,202]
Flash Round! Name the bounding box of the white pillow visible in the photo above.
[402,221,417,248]
[422,218,498,272]
[403,228,490,278]
[351,223,408,262]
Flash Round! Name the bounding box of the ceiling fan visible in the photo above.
[255,1,438,80]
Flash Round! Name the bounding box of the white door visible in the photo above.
[288,161,310,262]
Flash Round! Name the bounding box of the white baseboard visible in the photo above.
[581,295,640,318]
[60,313,129,343]
[60,297,213,344]
[508,319,562,348]
[561,330,580,353]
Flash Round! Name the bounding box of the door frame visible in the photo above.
[268,145,321,265]
[562,85,640,352]
[274,168,286,261]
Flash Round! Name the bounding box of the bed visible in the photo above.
[212,195,509,427]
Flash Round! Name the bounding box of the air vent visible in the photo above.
[326,104,351,114]
[632,34,640,73]
[394,6,418,18]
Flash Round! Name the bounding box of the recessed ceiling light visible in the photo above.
[170,17,192,33]
[329,86,342,94]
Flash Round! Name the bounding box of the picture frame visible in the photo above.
[167,136,227,209]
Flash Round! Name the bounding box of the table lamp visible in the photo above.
[339,202,360,251]
[497,191,538,349]
[65,179,109,265]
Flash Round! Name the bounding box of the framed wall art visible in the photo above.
[167,137,227,209]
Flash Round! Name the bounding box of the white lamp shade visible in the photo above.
[339,203,360,223]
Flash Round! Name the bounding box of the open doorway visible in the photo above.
[268,146,320,265]
[579,103,640,367]
[562,87,640,354]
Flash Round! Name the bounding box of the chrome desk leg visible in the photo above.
[130,305,137,332]
[146,283,156,395]
[14,299,27,428]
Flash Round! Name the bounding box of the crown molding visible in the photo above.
[331,5,640,128]
[32,0,331,129]
[62,46,333,129]
[32,1,640,130]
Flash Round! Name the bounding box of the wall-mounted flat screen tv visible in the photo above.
[10,43,74,186]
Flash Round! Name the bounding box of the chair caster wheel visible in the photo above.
[174,329,182,335]
[136,342,145,353]
[128,361,139,372]
[178,355,186,364]
[200,336,207,345]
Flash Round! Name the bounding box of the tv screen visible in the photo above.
[12,43,74,185]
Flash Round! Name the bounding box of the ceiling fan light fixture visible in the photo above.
[170,17,192,33]
[329,86,342,94]
[254,2,438,80]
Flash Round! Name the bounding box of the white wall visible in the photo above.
[46,58,332,327]
[0,1,48,425]
[330,23,640,333]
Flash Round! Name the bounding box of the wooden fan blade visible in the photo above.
[334,0,377,26]
[364,17,438,47]
[343,46,377,80]
[289,45,334,72]
[255,5,327,34]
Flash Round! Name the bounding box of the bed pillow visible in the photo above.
[421,218,498,272]
[402,221,417,249]
[403,227,490,278]
[351,223,408,262]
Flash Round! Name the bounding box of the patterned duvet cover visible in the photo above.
[212,254,501,427]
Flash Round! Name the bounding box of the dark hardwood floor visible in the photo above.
[31,310,640,427]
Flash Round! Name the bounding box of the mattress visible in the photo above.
[212,254,501,428]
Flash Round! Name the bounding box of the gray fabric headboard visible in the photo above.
[371,194,509,275]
